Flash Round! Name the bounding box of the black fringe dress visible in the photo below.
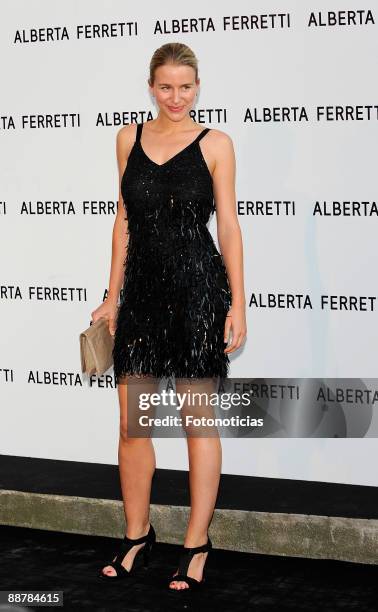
[112,121,232,382]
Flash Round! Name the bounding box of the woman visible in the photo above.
[91,42,246,592]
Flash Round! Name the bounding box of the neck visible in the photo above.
[153,113,195,133]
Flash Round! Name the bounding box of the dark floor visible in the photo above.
[0,526,377,611]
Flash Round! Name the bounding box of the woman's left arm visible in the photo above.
[212,131,247,354]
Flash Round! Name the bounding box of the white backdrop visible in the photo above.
[1,0,378,486]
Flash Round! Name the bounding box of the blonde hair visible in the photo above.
[148,42,198,86]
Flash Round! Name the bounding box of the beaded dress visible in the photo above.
[112,121,232,382]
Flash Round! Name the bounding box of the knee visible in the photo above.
[119,422,148,444]
[119,421,129,443]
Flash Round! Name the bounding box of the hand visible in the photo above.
[224,303,247,354]
[91,298,119,337]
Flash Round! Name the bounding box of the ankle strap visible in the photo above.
[182,537,212,555]
[178,537,212,577]
[124,524,153,545]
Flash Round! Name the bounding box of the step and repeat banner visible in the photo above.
[1,1,377,486]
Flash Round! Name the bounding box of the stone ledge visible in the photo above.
[1,489,377,565]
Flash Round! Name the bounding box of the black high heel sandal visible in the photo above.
[167,535,212,592]
[99,523,156,580]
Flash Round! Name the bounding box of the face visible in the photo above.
[149,63,199,119]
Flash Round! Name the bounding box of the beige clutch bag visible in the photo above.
[80,317,115,376]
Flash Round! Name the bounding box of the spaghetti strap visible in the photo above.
[135,122,143,142]
[195,127,211,143]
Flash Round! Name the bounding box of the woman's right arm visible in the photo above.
[91,124,135,335]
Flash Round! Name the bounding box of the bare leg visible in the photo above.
[169,377,221,590]
[101,375,157,576]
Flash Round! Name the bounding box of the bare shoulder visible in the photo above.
[207,127,233,144]
[116,123,138,157]
[204,128,235,172]
[205,127,234,156]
